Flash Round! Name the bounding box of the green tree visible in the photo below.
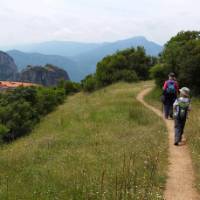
[153,31,200,95]
[95,47,154,87]
[81,74,97,92]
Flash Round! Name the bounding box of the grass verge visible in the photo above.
[185,99,200,192]
[0,82,167,199]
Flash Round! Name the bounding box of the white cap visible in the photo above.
[179,87,190,97]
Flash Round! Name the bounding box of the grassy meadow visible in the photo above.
[146,86,200,193]
[0,82,168,200]
[185,100,200,192]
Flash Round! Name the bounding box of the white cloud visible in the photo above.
[0,0,200,46]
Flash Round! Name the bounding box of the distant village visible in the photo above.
[0,81,36,91]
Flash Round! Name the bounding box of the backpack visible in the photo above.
[166,80,176,94]
[177,100,190,120]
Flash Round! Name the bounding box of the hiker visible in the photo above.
[173,87,191,146]
[162,73,179,119]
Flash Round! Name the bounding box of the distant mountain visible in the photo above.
[5,36,163,81]
[6,41,101,57]
[20,64,70,86]
[7,50,82,81]
[0,51,18,80]
[73,36,163,75]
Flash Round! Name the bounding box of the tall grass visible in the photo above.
[185,99,200,192]
[144,86,162,110]
[0,82,168,199]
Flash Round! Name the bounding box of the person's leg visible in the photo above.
[164,104,168,118]
[169,97,176,119]
[180,120,186,142]
[169,104,173,119]
[174,119,181,145]
[164,103,170,119]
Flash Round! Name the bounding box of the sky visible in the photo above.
[0,0,200,46]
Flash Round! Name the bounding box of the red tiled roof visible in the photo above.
[0,81,37,88]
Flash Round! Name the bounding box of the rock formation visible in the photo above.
[20,64,70,86]
[0,51,18,80]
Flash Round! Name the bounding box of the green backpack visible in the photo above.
[177,100,190,120]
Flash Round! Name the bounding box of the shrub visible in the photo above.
[82,74,97,92]
[58,80,81,95]
[154,31,200,95]
[119,70,139,82]
[150,64,168,87]
[36,87,65,115]
[3,100,39,141]
[64,81,81,95]
[0,124,9,142]
[95,47,155,87]
[0,86,68,142]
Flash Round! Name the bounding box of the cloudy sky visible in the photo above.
[0,0,200,46]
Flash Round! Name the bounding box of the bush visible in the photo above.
[0,124,9,142]
[36,87,65,115]
[81,74,97,92]
[58,80,81,95]
[154,31,200,95]
[3,100,39,141]
[119,70,139,82]
[0,86,68,142]
[95,47,155,87]
[150,64,168,87]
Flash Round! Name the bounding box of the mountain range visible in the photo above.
[5,36,163,81]
[7,50,81,81]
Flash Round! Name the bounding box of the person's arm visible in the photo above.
[173,99,178,114]
[187,102,191,118]
[163,81,167,90]
[175,81,179,95]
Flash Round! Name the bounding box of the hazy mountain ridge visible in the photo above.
[6,36,163,81]
[7,50,81,81]
[6,41,102,57]
[73,36,163,75]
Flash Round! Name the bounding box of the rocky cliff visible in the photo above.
[0,51,18,80]
[20,64,70,86]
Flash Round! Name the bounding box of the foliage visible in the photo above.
[81,74,97,92]
[81,47,156,92]
[152,31,200,95]
[150,64,168,86]
[36,87,65,116]
[0,85,72,142]
[95,47,156,87]
[185,99,200,192]
[58,80,81,95]
[0,124,9,139]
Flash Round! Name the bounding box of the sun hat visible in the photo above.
[168,72,175,77]
[179,87,190,97]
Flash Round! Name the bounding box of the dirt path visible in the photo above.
[137,87,199,200]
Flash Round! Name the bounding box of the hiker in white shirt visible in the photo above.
[173,87,191,146]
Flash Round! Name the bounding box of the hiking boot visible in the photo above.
[174,142,178,146]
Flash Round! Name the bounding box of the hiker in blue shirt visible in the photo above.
[162,73,179,119]
[173,87,191,146]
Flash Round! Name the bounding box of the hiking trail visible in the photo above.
[137,87,199,200]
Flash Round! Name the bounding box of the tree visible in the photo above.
[81,74,97,92]
[95,47,154,87]
[152,31,200,95]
